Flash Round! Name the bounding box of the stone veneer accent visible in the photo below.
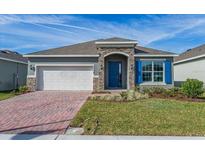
[93,77,99,92]
[97,47,135,91]
[27,77,36,91]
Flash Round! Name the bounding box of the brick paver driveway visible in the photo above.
[0,91,90,134]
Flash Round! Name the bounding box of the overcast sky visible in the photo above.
[1,14,205,54]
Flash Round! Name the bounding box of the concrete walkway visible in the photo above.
[1,134,205,140]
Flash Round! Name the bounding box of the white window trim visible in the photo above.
[140,60,165,85]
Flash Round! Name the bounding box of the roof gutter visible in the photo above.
[23,54,99,58]
[134,54,178,57]
[0,57,28,64]
[174,54,205,64]
[24,54,178,58]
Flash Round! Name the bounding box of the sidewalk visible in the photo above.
[1,134,205,140]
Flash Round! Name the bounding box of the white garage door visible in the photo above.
[37,66,93,90]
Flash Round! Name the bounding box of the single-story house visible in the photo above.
[174,44,205,86]
[24,37,177,91]
[0,50,28,91]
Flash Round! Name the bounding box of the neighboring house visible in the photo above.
[174,44,205,86]
[0,50,28,91]
[24,37,177,91]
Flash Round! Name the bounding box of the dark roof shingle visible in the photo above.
[27,39,100,55]
[135,46,175,55]
[0,50,28,63]
[174,44,205,62]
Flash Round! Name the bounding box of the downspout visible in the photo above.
[16,63,19,89]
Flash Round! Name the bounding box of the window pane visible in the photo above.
[154,61,163,71]
[143,72,152,82]
[142,61,152,71]
[154,72,163,82]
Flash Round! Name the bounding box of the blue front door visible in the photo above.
[108,61,122,88]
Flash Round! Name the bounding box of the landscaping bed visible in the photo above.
[149,93,205,102]
[70,98,205,136]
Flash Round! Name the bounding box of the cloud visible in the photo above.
[2,15,205,53]
[131,15,205,44]
[9,44,51,51]
[0,14,72,25]
[51,23,114,36]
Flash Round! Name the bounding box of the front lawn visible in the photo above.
[0,91,16,101]
[71,98,205,136]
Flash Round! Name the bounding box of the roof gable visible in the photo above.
[98,37,137,42]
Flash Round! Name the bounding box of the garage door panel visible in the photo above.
[37,66,93,90]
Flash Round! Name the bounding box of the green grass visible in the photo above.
[0,91,16,101]
[71,98,205,136]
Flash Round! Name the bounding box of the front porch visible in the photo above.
[96,47,135,92]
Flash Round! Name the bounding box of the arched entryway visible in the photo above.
[104,53,128,89]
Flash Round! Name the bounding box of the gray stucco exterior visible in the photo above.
[27,55,174,91]
[174,57,205,87]
[0,59,28,91]
[27,56,174,91]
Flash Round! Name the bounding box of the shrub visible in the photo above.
[134,85,140,92]
[160,87,179,97]
[134,91,149,100]
[127,90,135,101]
[98,95,106,101]
[104,95,115,101]
[120,91,129,101]
[113,95,123,102]
[119,90,148,101]
[141,87,185,98]
[89,95,96,100]
[152,87,167,94]
[181,79,204,98]
[90,90,148,102]
[17,85,29,94]
[142,87,167,96]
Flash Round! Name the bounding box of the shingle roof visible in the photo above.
[135,46,175,55]
[26,37,175,56]
[174,44,205,62]
[27,40,100,55]
[0,50,28,63]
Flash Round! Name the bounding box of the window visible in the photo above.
[142,61,152,82]
[142,61,164,83]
